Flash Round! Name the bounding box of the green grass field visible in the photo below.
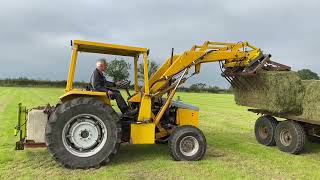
[1,87,320,179]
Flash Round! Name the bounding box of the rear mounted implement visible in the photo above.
[14,103,52,150]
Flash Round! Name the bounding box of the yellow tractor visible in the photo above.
[14,40,289,169]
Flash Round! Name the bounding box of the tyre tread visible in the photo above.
[168,125,206,161]
[275,120,306,154]
[254,115,278,146]
[45,97,121,169]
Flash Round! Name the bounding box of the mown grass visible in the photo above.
[1,87,320,179]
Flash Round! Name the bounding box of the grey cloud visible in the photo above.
[0,0,319,87]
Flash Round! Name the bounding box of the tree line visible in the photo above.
[0,77,87,88]
[103,58,320,82]
[0,77,231,93]
[297,69,319,80]
[0,59,318,93]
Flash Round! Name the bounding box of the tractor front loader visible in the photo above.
[14,40,289,168]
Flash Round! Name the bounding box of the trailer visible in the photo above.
[249,109,320,154]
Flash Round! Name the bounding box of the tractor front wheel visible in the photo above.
[168,125,206,161]
[45,97,121,169]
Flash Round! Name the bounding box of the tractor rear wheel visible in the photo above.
[275,120,305,154]
[168,125,206,161]
[45,97,121,169]
[254,115,278,146]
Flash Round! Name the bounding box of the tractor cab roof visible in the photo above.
[73,40,148,57]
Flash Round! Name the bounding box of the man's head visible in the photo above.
[96,58,107,72]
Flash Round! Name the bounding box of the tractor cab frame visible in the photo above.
[62,40,151,120]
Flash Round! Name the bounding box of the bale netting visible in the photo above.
[297,80,320,120]
[233,71,304,114]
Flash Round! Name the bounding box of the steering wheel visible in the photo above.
[115,80,132,98]
[115,80,130,89]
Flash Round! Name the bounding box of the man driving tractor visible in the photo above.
[90,58,136,115]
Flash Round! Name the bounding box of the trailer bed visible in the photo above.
[248,109,320,126]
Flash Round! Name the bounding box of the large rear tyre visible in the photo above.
[254,115,278,146]
[45,97,121,169]
[275,120,306,154]
[168,125,206,161]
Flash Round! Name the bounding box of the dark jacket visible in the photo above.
[90,68,115,91]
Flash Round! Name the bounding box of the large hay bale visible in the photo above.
[297,80,320,120]
[234,71,304,114]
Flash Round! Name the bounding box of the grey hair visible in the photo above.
[96,58,107,67]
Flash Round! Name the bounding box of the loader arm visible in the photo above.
[131,41,262,99]
[131,41,289,125]
[147,41,262,95]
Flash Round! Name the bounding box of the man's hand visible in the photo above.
[115,80,130,89]
[107,90,113,96]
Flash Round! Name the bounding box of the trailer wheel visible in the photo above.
[45,97,121,169]
[275,120,306,154]
[168,125,206,161]
[254,115,278,146]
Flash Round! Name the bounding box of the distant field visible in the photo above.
[1,87,320,179]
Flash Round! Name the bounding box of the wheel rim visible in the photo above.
[62,114,107,157]
[179,136,199,157]
[279,129,292,146]
[259,125,269,139]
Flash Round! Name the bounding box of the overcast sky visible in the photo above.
[1,0,319,87]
